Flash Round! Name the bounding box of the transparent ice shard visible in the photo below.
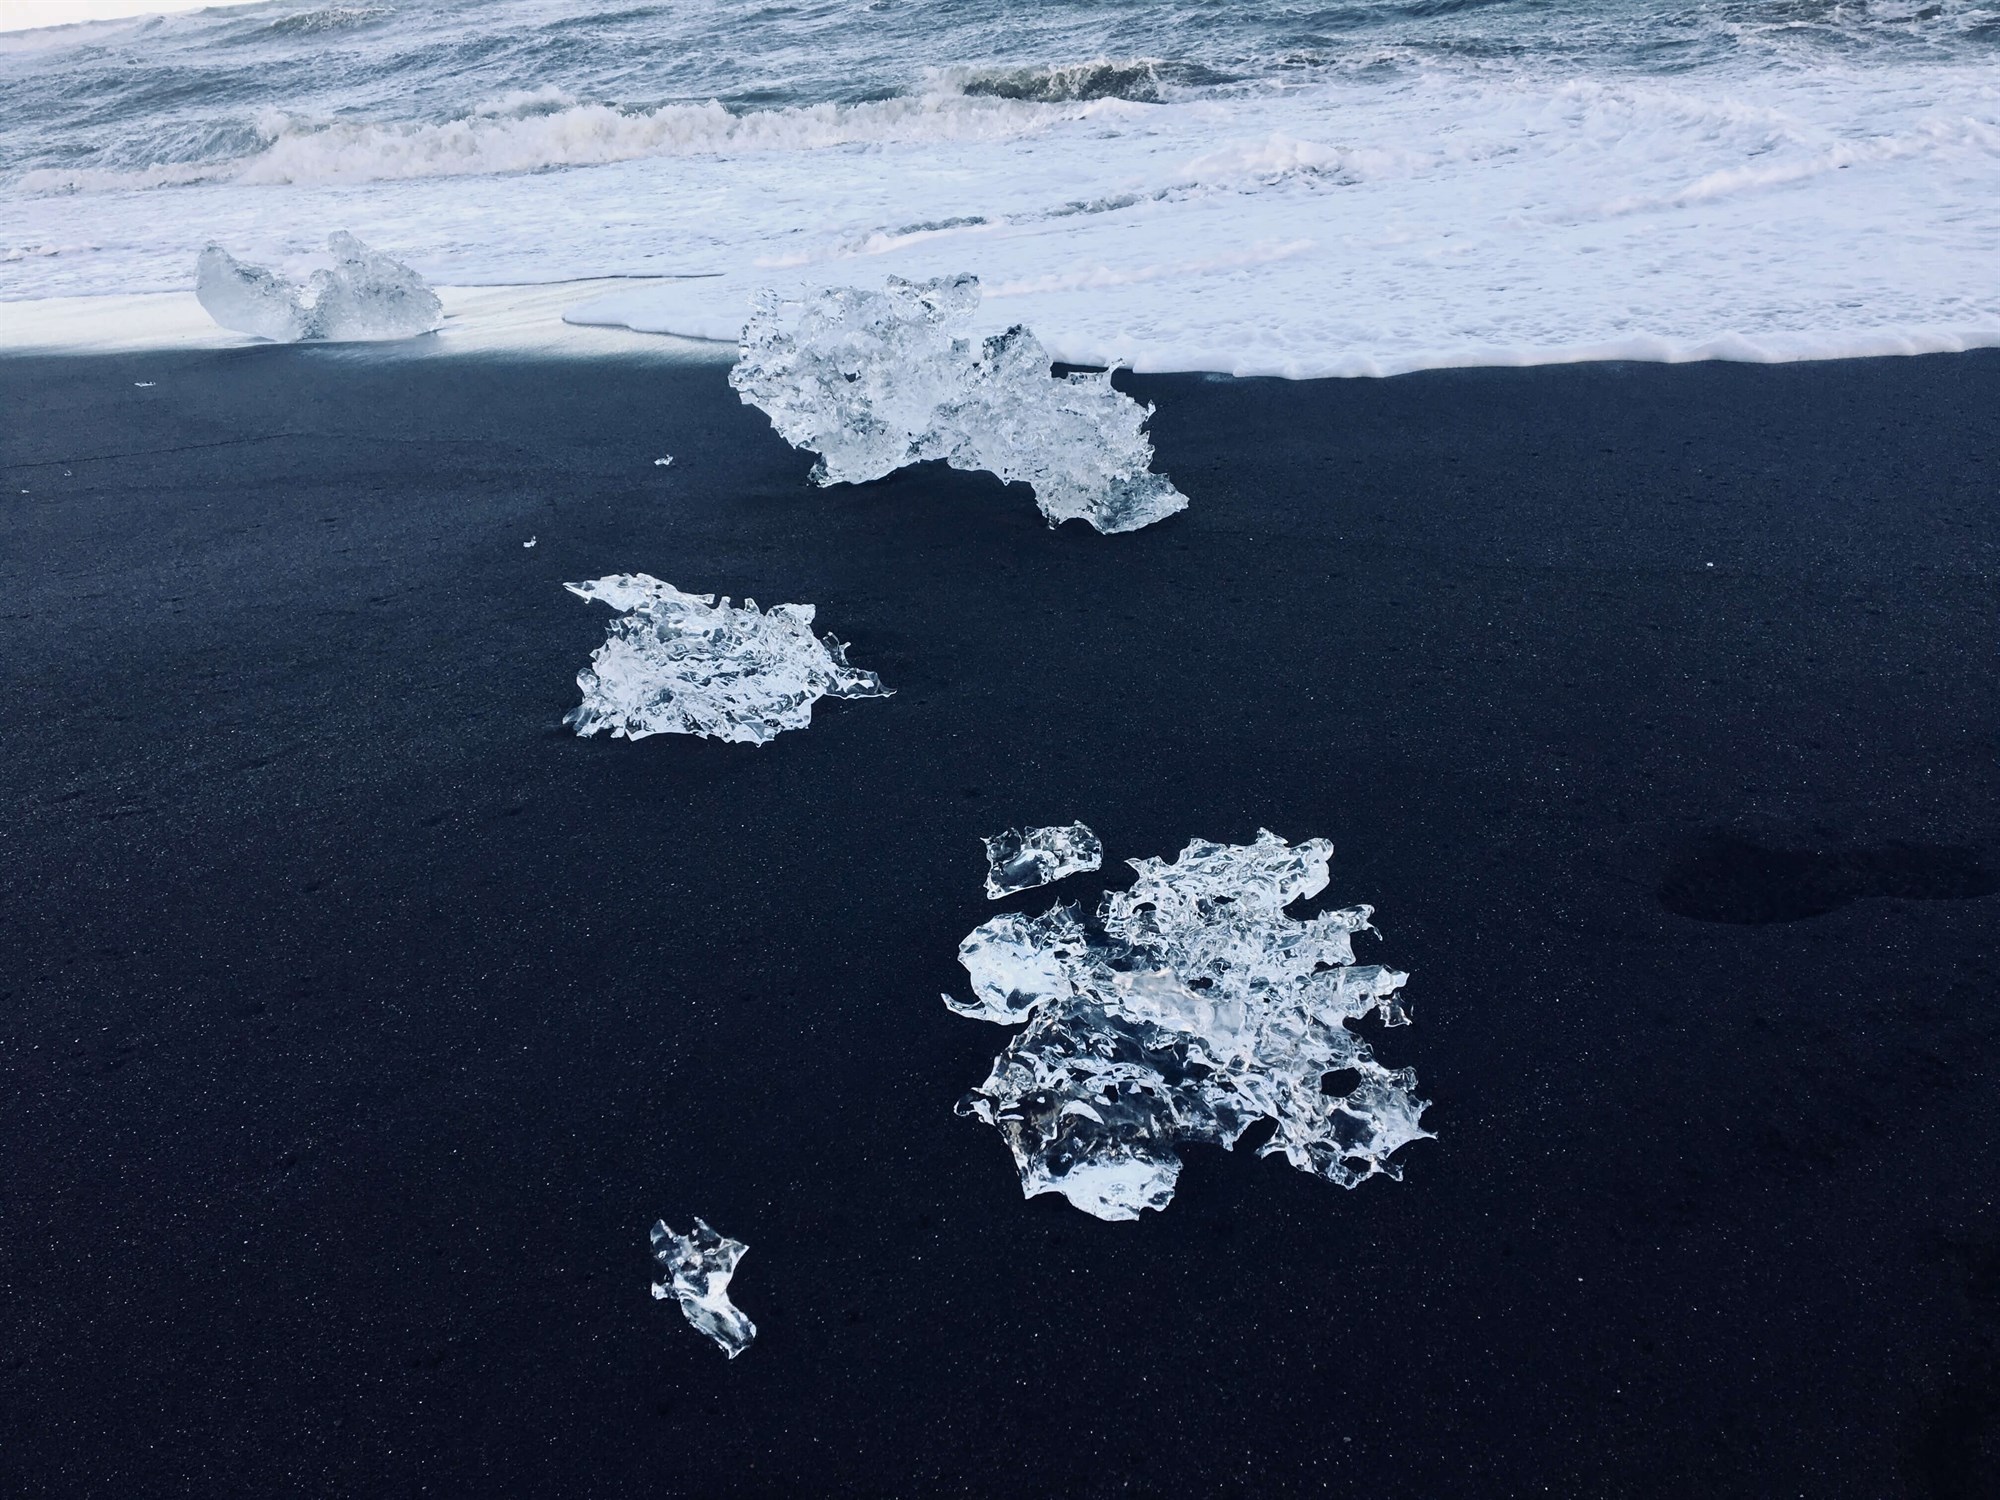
[564,572,890,745]
[650,1218,756,1359]
[195,245,310,341]
[729,273,1188,534]
[946,829,1432,1222]
[983,821,1103,898]
[306,231,446,341]
[194,231,442,342]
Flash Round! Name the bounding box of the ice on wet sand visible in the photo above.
[984,822,1103,898]
[728,273,1188,534]
[650,1218,756,1359]
[194,231,442,342]
[564,573,890,745]
[946,830,1432,1221]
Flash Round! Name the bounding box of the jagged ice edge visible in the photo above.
[983,821,1104,898]
[944,829,1433,1221]
[727,273,1189,535]
[563,573,891,746]
[650,1218,756,1359]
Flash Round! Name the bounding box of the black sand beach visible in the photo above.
[2,346,1996,1498]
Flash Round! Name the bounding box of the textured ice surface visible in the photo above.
[984,822,1103,899]
[947,829,1432,1221]
[650,1218,755,1359]
[194,232,442,342]
[564,572,890,745]
[194,245,309,341]
[729,274,1187,534]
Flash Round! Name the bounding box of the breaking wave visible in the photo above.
[262,5,396,36]
[16,85,1133,193]
[943,58,1171,104]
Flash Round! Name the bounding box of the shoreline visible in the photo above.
[7,285,2000,381]
[3,345,1996,1497]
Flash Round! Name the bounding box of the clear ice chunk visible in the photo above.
[650,1218,756,1359]
[195,245,310,341]
[984,822,1103,898]
[563,572,891,745]
[194,231,443,343]
[946,829,1432,1222]
[728,273,1189,534]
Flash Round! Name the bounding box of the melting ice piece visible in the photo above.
[650,1218,756,1359]
[523,536,537,548]
[564,572,890,745]
[654,456,674,467]
[729,273,1188,534]
[195,245,310,341]
[194,232,443,343]
[984,822,1102,899]
[946,829,1432,1221]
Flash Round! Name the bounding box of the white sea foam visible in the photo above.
[555,67,2000,378]
[4,20,1995,379]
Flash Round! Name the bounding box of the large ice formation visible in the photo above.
[728,273,1188,534]
[194,231,443,342]
[564,573,890,744]
[650,1218,756,1359]
[984,822,1102,898]
[946,829,1432,1221]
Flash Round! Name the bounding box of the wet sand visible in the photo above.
[2,344,1996,1497]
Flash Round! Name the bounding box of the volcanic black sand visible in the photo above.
[2,345,1996,1499]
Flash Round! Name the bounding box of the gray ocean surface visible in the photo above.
[5,0,1993,184]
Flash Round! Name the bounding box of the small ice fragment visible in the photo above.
[650,1218,755,1359]
[947,830,1431,1221]
[983,822,1102,898]
[730,274,1188,534]
[195,232,442,343]
[523,536,537,548]
[133,381,155,388]
[564,572,890,745]
[654,456,674,467]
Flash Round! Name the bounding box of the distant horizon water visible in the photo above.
[0,0,262,37]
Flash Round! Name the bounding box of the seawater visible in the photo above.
[4,0,1996,372]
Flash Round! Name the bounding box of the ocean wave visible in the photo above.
[262,5,396,36]
[19,159,219,194]
[0,241,96,261]
[940,59,1169,104]
[14,88,1130,194]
